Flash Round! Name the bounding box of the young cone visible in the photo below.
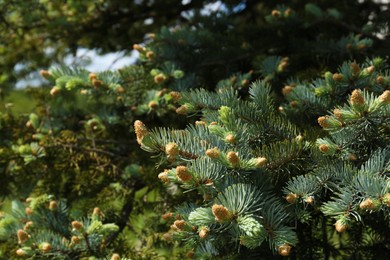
[317,116,329,128]
[71,221,83,230]
[335,220,348,233]
[199,227,209,239]
[173,219,186,230]
[111,254,121,260]
[176,166,192,182]
[134,120,148,145]
[165,142,179,159]
[350,89,364,106]
[206,147,220,159]
[285,193,299,204]
[379,90,390,104]
[158,170,170,183]
[227,151,240,167]
[212,204,230,222]
[41,242,51,253]
[17,229,29,244]
[255,157,267,168]
[278,244,292,256]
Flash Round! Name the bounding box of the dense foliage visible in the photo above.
[0,0,389,259]
[137,59,389,258]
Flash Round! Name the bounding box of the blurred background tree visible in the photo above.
[0,0,211,92]
[2,0,389,92]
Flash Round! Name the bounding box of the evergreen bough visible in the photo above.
[136,59,389,258]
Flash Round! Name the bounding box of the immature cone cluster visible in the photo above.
[376,75,385,84]
[282,85,294,96]
[333,108,342,120]
[165,142,179,160]
[379,90,390,104]
[176,105,188,115]
[383,193,390,206]
[186,251,195,259]
[348,153,357,161]
[71,221,83,230]
[170,91,182,102]
[92,79,103,88]
[146,51,154,59]
[26,121,33,128]
[365,65,375,74]
[305,196,314,205]
[290,100,298,108]
[278,57,289,72]
[350,62,361,75]
[271,10,280,17]
[319,144,329,153]
[162,212,173,221]
[115,86,125,94]
[25,207,33,215]
[335,220,348,233]
[195,120,207,127]
[17,229,29,244]
[317,116,329,128]
[148,100,158,109]
[16,249,26,256]
[157,88,168,97]
[255,157,267,168]
[199,227,209,239]
[80,89,88,95]
[154,73,166,84]
[225,134,236,144]
[360,198,372,209]
[285,193,299,204]
[278,243,292,256]
[158,170,170,183]
[332,73,343,82]
[212,204,230,222]
[89,73,97,81]
[134,120,148,145]
[241,79,249,86]
[49,200,57,210]
[173,219,186,230]
[24,221,33,230]
[206,147,220,159]
[133,44,145,52]
[39,70,51,79]
[359,198,380,210]
[71,235,81,244]
[162,232,173,241]
[111,254,121,260]
[285,8,293,17]
[227,151,240,167]
[92,207,101,217]
[350,89,364,105]
[41,242,51,253]
[176,166,192,182]
[50,86,61,96]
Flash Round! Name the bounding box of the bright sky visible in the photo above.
[16,49,138,88]
[64,49,139,72]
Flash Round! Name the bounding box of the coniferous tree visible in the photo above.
[1,0,389,259]
[136,59,389,258]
